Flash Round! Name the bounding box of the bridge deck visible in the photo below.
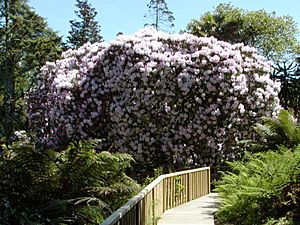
[158,193,219,225]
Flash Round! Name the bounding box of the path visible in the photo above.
[158,193,219,225]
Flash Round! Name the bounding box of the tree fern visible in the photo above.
[0,138,140,224]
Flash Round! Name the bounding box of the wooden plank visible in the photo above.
[208,167,211,194]
[202,171,204,197]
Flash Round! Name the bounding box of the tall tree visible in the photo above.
[67,0,102,49]
[185,3,299,62]
[272,59,300,117]
[144,0,175,31]
[0,0,62,141]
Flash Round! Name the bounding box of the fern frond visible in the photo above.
[249,110,300,152]
[0,139,138,224]
[215,145,300,225]
[70,196,108,209]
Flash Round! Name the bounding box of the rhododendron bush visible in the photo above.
[28,28,281,167]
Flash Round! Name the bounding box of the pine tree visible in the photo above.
[67,0,103,49]
[0,0,62,141]
[144,0,175,31]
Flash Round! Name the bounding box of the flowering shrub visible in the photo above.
[28,28,281,167]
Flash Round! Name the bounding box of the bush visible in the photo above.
[215,111,300,225]
[0,137,139,224]
[28,28,280,168]
[245,109,300,152]
[215,147,300,224]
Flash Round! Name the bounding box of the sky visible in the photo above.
[28,0,300,42]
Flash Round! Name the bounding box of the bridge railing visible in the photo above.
[101,167,211,225]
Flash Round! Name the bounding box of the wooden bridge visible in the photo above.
[100,167,219,225]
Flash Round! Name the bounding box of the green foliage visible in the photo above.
[67,0,103,49]
[216,111,300,224]
[0,0,62,140]
[215,146,300,225]
[0,138,139,224]
[144,0,175,31]
[141,167,164,187]
[185,3,300,61]
[246,110,300,152]
[264,216,294,225]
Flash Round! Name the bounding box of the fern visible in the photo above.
[248,110,300,152]
[216,110,300,224]
[0,139,140,224]
[215,145,300,225]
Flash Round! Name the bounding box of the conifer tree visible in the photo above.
[0,0,62,141]
[144,0,175,31]
[67,0,103,49]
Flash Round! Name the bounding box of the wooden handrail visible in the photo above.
[101,167,210,225]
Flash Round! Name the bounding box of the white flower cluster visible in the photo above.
[28,28,281,167]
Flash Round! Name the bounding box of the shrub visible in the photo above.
[28,28,281,168]
[215,146,300,224]
[245,109,300,152]
[215,111,300,225]
[0,137,139,224]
